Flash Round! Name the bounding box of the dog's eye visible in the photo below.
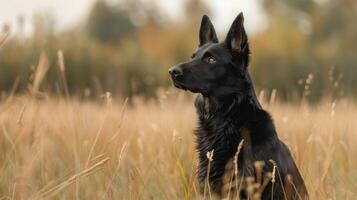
[205,56,216,64]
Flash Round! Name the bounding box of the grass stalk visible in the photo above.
[204,150,214,200]
[35,157,110,199]
[57,49,70,98]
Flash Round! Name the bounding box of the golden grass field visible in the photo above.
[1,90,357,200]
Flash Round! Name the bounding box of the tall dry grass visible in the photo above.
[1,91,357,199]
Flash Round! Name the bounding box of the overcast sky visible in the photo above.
[0,0,266,36]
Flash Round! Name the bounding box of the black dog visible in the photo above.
[169,13,308,199]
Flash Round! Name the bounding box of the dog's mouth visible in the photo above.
[170,78,208,94]
[172,80,188,91]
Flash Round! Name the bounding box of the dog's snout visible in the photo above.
[169,66,183,78]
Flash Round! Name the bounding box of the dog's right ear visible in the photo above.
[199,15,218,47]
[225,12,247,54]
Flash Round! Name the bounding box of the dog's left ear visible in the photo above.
[225,12,248,54]
[199,15,218,46]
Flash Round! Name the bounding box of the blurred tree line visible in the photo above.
[0,0,356,101]
[252,0,357,101]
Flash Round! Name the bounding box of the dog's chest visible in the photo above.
[196,114,244,171]
[197,114,243,148]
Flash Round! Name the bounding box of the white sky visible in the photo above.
[0,0,266,36]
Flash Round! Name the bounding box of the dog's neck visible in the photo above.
[196,72,261,116]
[195,85,261,119]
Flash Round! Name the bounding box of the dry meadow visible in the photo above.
[0,91,357,200]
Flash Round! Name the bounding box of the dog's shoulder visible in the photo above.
[241,108,278,143]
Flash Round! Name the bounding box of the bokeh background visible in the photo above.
[1,1,357,199]
[1,0,356,101]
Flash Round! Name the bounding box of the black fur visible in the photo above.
[169,13,308,199]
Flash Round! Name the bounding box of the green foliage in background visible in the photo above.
[86,0,135,43]
[252,0,357,101]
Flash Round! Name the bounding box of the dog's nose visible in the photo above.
[169,66,183,78]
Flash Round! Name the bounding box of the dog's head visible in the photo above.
[169,12,252,97]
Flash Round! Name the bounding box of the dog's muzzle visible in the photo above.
[169,66,183,79]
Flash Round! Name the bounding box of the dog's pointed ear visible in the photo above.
[225,12,248,54]
[199,15,218,46]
